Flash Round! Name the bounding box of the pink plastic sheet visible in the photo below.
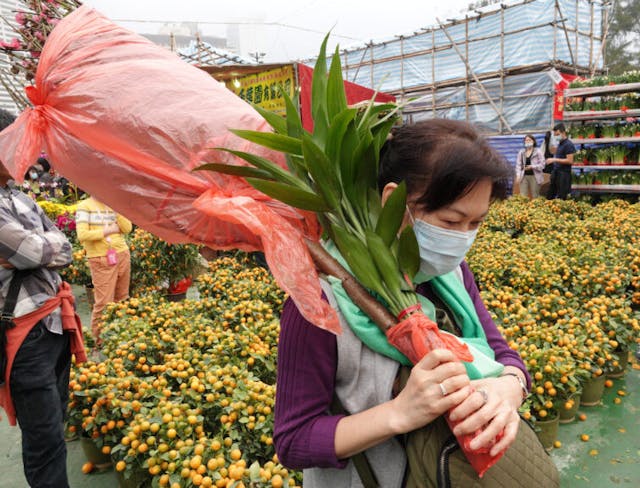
[0,5,339,334]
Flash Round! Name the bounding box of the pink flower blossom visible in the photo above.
[15,12,26,25]
[0,38,22,50]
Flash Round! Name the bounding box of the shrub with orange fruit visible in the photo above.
[468,197,640,423]
[69,256,301,487]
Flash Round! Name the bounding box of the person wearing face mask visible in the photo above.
[514,134,546,199]
[273,119,557,487]
[22,163,44,198]
[545,123,576,200]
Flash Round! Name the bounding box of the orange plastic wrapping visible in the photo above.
[0,6,339,334]
[387,312,505,477]
[386,312,473,364]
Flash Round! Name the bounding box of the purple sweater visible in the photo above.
[273,261,529,470]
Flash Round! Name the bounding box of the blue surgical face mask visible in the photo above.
[408,209,478,278]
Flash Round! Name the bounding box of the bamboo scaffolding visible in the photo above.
[436,17,513,133]
[336,0,604,134]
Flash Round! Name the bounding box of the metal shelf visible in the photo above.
[572,136,640,144]
[563,109,640,121]
[571,184,640,194]
[573,165,640,170]
[564,82,640,98]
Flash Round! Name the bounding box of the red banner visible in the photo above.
[553,72,580,121]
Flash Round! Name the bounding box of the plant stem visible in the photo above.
[305,238,397,331]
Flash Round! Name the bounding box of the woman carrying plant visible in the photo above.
[514,134,546,199]
[274,120,558,487]
[76,196,132,345]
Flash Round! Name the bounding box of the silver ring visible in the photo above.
[477,388,488,406]
[439,382,448,397]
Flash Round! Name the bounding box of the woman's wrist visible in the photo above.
[500,369,528,406]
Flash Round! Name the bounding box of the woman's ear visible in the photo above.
[381,182,398,207]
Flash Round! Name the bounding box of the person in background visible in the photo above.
[540,131,555,162]
[545,123,576,200]
[0,108,82,488]
[514,134,546,199]
[75,196,132,344]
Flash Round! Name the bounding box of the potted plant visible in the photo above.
[129,228,202,299]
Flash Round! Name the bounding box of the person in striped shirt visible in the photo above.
[0,108,74,487]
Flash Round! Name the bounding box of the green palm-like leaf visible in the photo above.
[230,129,302,155]
[375,181,407,246]
[327,45,348,121]
[215,148,306,189]
[365,230,404,301]
[332,224,382,293]
[398,226,420,280]
[280,85,304,140]
[301,135,341,211]
[311,35,330,146]
[246,178,330,212]
[194,162,274,180]
[326,108,357,171]
[251,103,287,134]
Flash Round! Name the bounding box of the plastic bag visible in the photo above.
[387,312,505,477]
[0,5,339,334]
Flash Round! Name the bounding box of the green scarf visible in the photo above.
[324,242,504,380]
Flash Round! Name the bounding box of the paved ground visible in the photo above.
[0,286,638,487]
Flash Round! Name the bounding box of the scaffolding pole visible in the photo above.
[555,0,578,74]
[431,29,436,117]
[500,5,505,134]
[465,17,469,122]
[590,1,611,77]
[436,17,514,133]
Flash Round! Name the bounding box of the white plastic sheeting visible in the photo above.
[338,0,603,92]
[405,71,555,133]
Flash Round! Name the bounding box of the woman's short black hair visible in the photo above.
[37,157,51,172]
[378,119,512,211]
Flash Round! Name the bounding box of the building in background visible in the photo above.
[328,0,607,134]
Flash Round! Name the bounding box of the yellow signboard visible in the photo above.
[228,65,295,115]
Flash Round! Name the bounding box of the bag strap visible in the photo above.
[0,269,29,387]
[2,269,29,320]
[330,395,380,488]
[436,434,459,488]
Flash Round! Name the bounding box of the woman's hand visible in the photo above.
[389,349,472,435]
[0,256,15,269]
[448,375,522,456]
[103,222,120,237]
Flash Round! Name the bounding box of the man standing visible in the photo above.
[545,123,576,200]
[0,108,80,487]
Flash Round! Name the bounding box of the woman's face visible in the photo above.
[383,178,493,233]
[524,136,535,146]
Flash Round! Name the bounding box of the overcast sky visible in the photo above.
[84,0,475,61]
